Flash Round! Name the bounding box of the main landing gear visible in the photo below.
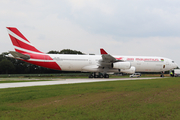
[160,71,164,77]
[89,72,109,78]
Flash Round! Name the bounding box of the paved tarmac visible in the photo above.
[0,77,160,89]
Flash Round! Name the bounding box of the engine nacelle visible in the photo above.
[112,62,131,69]
[121,66,136,74]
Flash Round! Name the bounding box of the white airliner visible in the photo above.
[6,27,178,78]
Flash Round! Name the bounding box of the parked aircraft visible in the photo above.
[6,27,178,78]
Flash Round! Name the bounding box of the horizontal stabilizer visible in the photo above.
[9,51,30,60]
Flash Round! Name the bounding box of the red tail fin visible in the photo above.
[6,27,43,54]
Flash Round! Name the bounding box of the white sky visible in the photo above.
[0,0,180,65]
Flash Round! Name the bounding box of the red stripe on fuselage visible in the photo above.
[22,53,60,70]
[7,27,30,42]
[28,54,53,60]
[23,60,61,70]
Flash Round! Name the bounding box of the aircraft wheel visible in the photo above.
[160,74,164,77]
[94,75,98,78]
[89,74,94,78]
[104,74,109,78]
[99,74,103,78]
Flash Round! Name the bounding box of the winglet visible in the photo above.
[100,48,108,54]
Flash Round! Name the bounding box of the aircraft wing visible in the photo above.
[100,49,123,63]
[8,51,30,60]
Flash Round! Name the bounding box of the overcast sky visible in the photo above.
[1,0,180,65]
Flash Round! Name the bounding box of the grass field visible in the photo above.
[0,77,180,119]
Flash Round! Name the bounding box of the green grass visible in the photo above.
[0,73,170,78]
[0,77,180,119]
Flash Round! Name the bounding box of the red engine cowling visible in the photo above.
[112,62,131,69]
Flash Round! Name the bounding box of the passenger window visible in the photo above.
[172,61,174,63]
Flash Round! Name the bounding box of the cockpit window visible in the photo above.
[172,61,174,63]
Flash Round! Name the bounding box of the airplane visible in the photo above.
[6,27,178,78]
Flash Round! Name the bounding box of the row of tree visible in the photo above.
[0,49,83,74]
[47,49,84,54]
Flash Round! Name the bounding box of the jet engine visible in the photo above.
[112,62,131,69]
[121,66,136,74]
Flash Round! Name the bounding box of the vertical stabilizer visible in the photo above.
[6,27,43,54]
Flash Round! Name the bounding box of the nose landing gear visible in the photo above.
[160,71,164,77]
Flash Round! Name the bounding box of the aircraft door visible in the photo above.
[162,60,170,71]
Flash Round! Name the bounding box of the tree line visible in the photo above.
[0,49,83,74]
